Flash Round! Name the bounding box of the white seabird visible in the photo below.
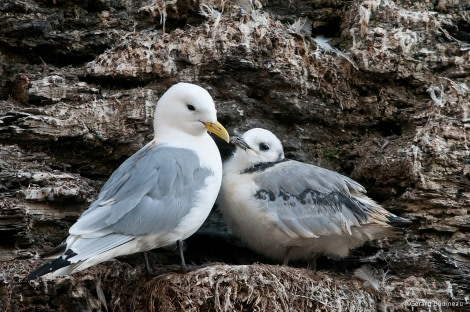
[26,82,230,280]
[218,128,409,264]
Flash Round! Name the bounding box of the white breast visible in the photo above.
[218,169,294,260]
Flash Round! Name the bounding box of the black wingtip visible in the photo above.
[24,257,71,282]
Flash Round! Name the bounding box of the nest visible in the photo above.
[140,264,375,312]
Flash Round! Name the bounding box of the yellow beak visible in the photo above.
[203,120,230,143]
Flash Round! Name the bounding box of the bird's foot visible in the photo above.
[175,262,213,274]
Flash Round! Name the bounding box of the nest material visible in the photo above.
[142,264,375,312]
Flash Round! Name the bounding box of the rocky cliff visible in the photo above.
[1,0,469,311]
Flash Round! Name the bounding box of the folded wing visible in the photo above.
[253,159,389,239]
[64,142,212,263]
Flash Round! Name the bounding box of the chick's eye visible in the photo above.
[259,143,270,151]
[187,104,196,111]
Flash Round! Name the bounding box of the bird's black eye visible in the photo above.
[187,104,196,111]
[259,143,270,151]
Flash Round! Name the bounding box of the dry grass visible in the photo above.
[141,264,375,312]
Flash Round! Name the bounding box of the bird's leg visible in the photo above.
[143,242,191,276]
[308,254,318,271]
[177,239,189,273]
[283,248,291,266]
[176,239,214,273]
[144,251,157,275]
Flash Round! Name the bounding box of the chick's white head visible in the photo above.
[229,128,285,171]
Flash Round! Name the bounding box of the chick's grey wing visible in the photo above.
[256,160,366,196]
[69,144,212,237]
[252,160,371,239]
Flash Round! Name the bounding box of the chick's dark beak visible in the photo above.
[230,136,251,150]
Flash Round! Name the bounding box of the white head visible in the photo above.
[229,128,285,170]
[153,82,229,142]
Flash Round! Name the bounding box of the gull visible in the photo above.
[25,82,229,280]
[217,128,409,265]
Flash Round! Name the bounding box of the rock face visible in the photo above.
[1,0,469,311]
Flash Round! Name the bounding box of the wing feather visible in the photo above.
[253,160,378,239]
[65,234,133,263]
[70,142,212,237]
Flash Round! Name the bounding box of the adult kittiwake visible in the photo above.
[26,82,229,280]
[217,128,409,265]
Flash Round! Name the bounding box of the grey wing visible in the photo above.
[70,143,212,237]
[253,160,378,239]
[256,159,366,196]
